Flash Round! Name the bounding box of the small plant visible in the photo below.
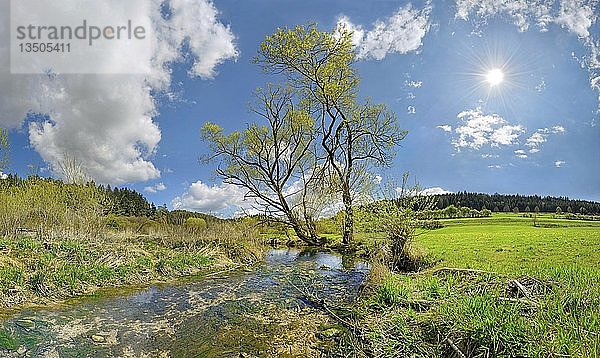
[359,173,436,272]
[184,217,208,232]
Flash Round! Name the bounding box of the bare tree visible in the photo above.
[54,153,90,185]
[202,85,325,245]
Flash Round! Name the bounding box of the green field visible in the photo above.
[419,214,600,274]
[357,214,600,357]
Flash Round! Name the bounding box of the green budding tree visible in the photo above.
[203,23,405,246]
[255,24,406,246]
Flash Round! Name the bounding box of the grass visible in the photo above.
[351,214,600,357]
[420,223,600,274]
[0,220,263,311]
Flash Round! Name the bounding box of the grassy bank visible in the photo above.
[0,221,263,311]
[342,214,600,357]
[0,178,263,311]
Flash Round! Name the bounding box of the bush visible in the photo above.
[0,178,106,239]
[184,217,207,232]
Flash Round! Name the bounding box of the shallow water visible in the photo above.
[0,249,369,357]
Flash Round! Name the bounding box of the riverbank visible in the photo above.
[0,221,263,312]
[0,248,369,356]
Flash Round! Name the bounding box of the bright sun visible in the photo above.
[485,68,504,86]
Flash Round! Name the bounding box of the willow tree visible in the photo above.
[202,85,326,245]
[256,24,406,246]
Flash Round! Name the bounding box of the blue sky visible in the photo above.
[1,0,599,215]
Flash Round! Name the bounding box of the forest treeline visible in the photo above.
[0,174,218,224]
[434,192,600,214]
[2,174,598,220]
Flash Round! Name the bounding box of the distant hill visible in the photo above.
[433,192,600,214]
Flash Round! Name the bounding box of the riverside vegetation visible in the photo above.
[1,23,600,356]
[0,175,263,311]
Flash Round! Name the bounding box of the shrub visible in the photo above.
[184,217,207,232]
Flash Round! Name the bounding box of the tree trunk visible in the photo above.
[288,216,323,246]
[342,190,353,247]
[306,219,323,245]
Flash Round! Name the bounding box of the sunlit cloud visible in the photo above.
[452,108,524,150]
[514,149,528,158]
[554,0,597,37]
[419,187,453,195]
[172,181,247,213]
[0,0,239,185]
[144,182,167,193]
[337,3,431,60]
[525,126,566,152]
[406,80,423,88]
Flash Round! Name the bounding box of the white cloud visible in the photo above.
[535,79,546,92]
[168,0,239,79]
[554,0,597,37]
[452,108,524,150]
[0,0,238,185]
[490,125,525,146]
[455,0,554,32]
[407,106,416,114]
[419,187,453,195]
[172,181,247,213]
[481,153,499,158]
[552,125,566,133]
[144,182,167,193]
[514,149,528,158]
[525,125,566,152]
[586,40,600,121]
[555,160,566,167]
[338,3,431,60]
[455,0,598,35]
[526,132,547,147]
[406,80,423,88]
[437,125,452,132]
[0,171,7,180]
[488,165,502,169]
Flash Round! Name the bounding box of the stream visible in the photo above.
[0,249,370,357]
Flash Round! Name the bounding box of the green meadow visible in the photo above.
[420,214,600,274]
[354,214,600,357]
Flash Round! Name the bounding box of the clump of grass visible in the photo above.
[0,329,18,351]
